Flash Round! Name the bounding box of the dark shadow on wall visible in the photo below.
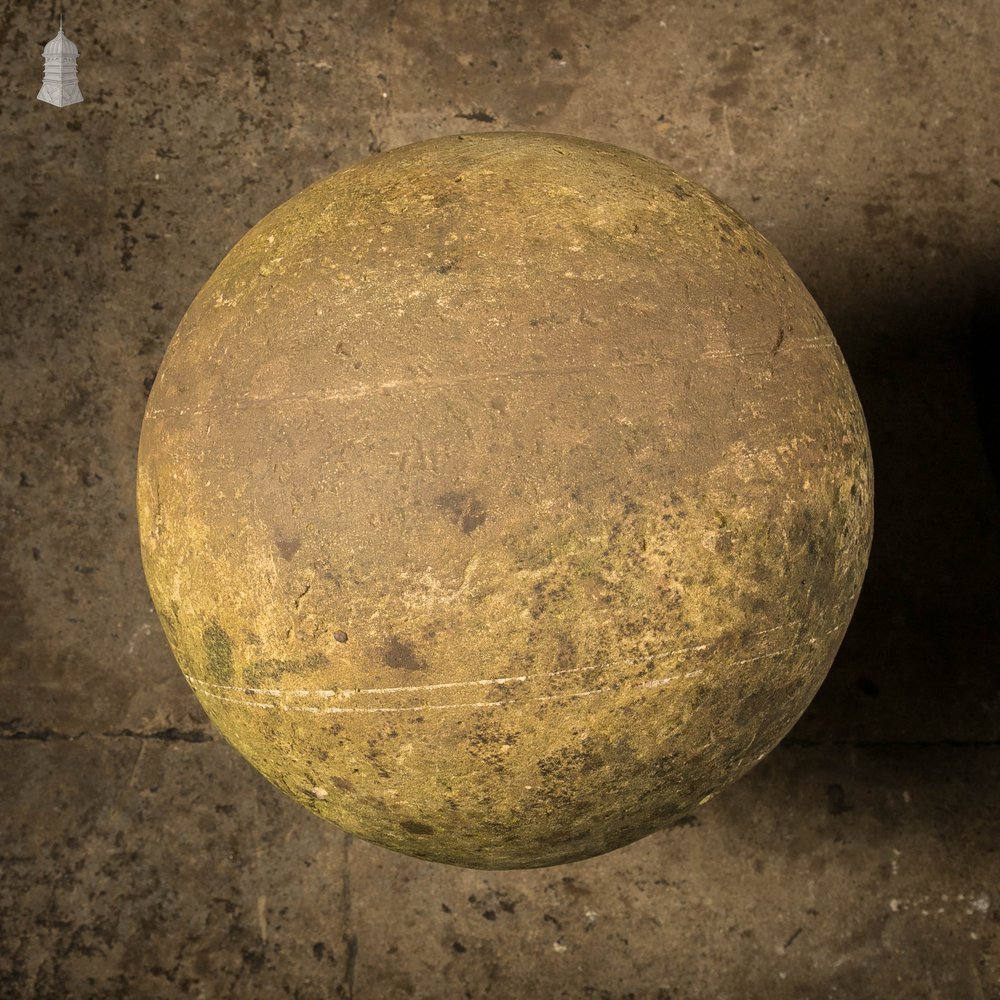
[783,253,1000,747]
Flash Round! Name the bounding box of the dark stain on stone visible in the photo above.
[707,46,754,102]
[436,491,488,533]
[382,635,428,672]
[202,622,233,683]
[330,775,354,792]
[674,814,701,827]
[401,819,434,836]
[862,201,892,230]
[787,507,816,549]
[118,218,137,271]
[0,553,29,648]
[245,651,328,685]
[275,537,301,560]
[242,948,266,974]
[252,50,270,89]
[455,108,496,123]
[709,77,748,102]
[734,685,773,728]
[365,744,392,779]
[826,783,851,815]
[555,633,577,666]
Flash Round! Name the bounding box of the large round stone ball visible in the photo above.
[137,132,873,869]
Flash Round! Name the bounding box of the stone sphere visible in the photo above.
[137,132,873,869]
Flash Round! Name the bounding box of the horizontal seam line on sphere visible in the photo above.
[184,665,707,703]
[145,341,828,419]
[184,646,708,698]
[184,646,721,698]
[187,661,623,698]
[181,623,845,713]
[189,683,613,713]
[183,621,847,701]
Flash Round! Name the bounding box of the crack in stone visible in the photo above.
[4,720,994,749]
[0,722,213,743]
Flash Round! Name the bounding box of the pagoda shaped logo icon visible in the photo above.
[37,17,84,107]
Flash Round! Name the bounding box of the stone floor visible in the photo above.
[1,1,998,997]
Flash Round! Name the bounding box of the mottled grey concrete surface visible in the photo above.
[1,0,998,997]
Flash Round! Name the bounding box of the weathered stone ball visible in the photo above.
[137,132,873,869]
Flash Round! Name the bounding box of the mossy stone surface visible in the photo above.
[136,132,873,869]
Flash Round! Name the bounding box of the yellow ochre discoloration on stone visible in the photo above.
[137,132,873,869]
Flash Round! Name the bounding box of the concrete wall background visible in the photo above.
[1,1,998,996]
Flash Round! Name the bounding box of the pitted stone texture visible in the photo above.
[137,132,872,868]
